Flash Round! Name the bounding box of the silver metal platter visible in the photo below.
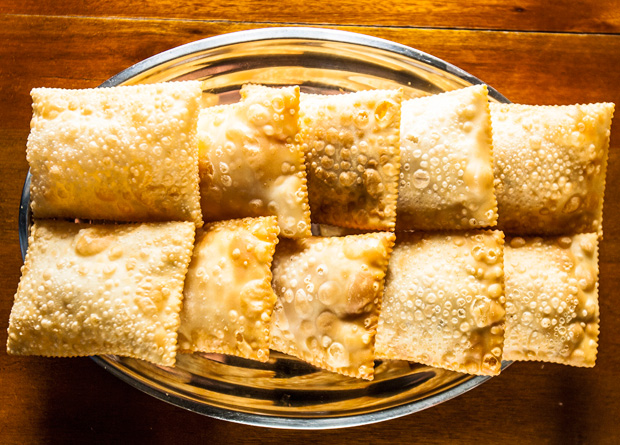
[19,27,510,429]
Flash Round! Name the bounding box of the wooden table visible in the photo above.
[1,2,619,443]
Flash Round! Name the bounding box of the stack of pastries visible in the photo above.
[7,79,614,381]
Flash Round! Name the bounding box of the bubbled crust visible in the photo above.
[375,231,506,376]
[198,84,311,239]
[7,220,196,366]
[504,234,599,367]
[178,216,280,362]
[270,232,395,380]
[397,85,497,230]
[491,102,614,237]
[27,82,204,226]
[299,90,402,231]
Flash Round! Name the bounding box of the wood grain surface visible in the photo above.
[1,3,620,444]
[3,0,620,33]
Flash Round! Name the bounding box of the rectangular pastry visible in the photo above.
[397,85,497,230]
[198,84,311,238]
[178,217,279,362]
[504,234,599,367]
[491,102,614,236]
[27,82,204,226]
[375,231,506,376]
[299,89,402,231]
[7,220,196,366]
[269,232,395,380]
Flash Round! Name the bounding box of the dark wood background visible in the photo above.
[1,2,619,443]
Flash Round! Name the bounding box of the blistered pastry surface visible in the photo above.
[198,84,311,238]
[397,85,497,230]
[270,232,395,380]
[27,82,203,226]
[178,217,279,362]
[7,220,196,366]
[375,231,505,376]
[299,89,402,231]
[504,234,599,367]
[491,102,614,236]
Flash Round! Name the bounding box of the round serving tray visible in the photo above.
[19,27,510,429]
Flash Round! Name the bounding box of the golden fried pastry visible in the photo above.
[397,85,497,230]
[198,84,311,238]
[270,232,395,380]
[7,220,196,366]
[375,231,505,376]
[27,82,203,226]
[299,89,402,231]
[504,234,599,367]
[491,102,614,236]
[178,217,279,362]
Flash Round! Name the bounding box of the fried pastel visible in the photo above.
[198,84,311,238]
[375,231,505,376]
[397,85,497,230]
[504,234,599,367]
[7,220,196,366]
[270,232,395,380]
[27,82,203,226]
[178,217,279,362]
[491,102,614,236]
[299,89,402,231]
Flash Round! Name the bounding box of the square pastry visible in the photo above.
[504,234,599,367]
[198,84,311,238]
[375,231,506,376]
[27,82,203,226]
[299,89,402,231]
[270,232,395,380]
[177,217,280,362]
[397,85,497,230]
[491,102,614,236]
[7,220,196,366]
